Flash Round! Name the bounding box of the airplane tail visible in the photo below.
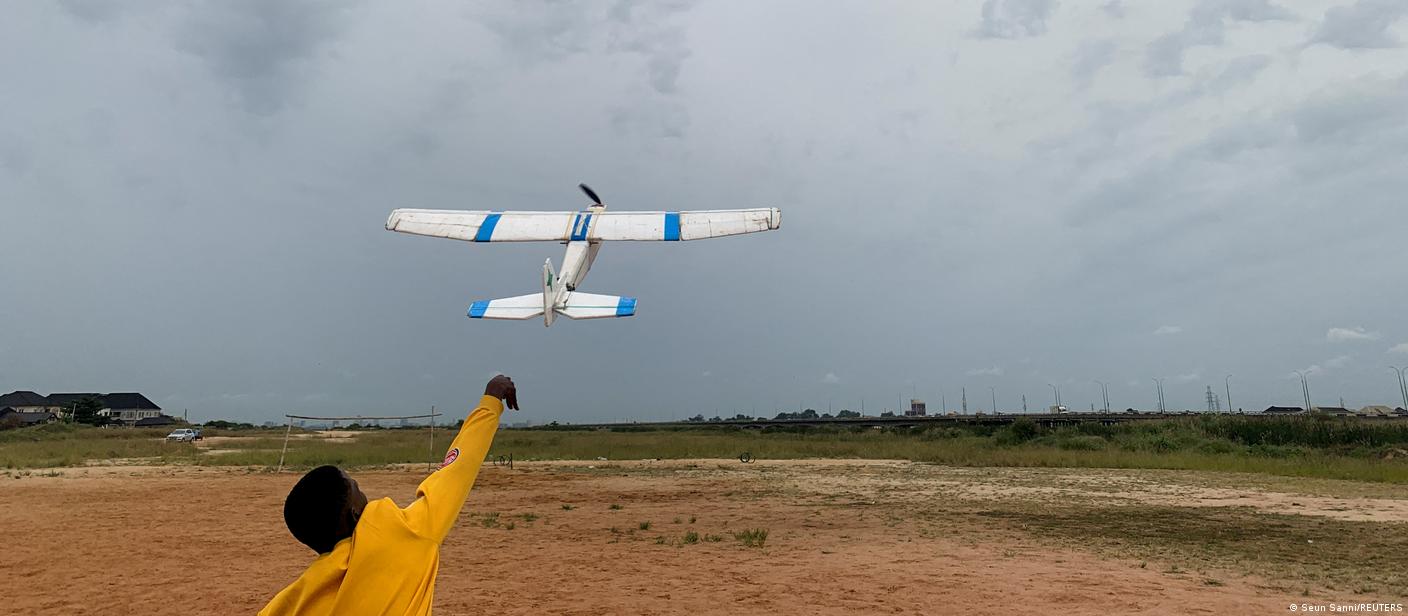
[557,292,636,320]
[542,258,557,327]
[467,294,544,320]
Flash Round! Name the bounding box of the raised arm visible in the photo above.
[403,375,518,542]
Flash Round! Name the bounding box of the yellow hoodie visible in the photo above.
[259,395,503,616]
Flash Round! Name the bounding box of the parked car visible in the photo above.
[166,428,199,443]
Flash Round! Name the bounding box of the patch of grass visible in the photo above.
[673,517,682,524]
[734,528,768,548]
[654,536,667,545]
[682,531,699,544]
[609,503,623,510]
[689,515,697,524]
[638,521,651,530]
[976,504,1408,595]
[479,512,500,528]
[704,534,724,543]
[519,513,538,522]
[561,504,574,510]
[505,521,516,530]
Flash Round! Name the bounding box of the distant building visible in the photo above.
[0,391,63,415]
[0,407,58,428]
[904,399,927,417]
[1313,406,1354,416]
[0,391,162,425]
[1262,406,1304,415]
[1358,405,1395,417]
[134,415,179,427]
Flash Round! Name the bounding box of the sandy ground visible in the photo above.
[2,460,1402,615]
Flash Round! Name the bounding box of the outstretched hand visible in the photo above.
[485,375,518,410]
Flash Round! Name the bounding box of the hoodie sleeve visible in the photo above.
[402,395,504,542]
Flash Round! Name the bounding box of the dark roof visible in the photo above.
[0,391,53,407]
[0,409,57,425]
[1315,407,1353,414]
[46,393,103,406]
[1263,406,1304,413]
[102,393,161,410]
[135,415,178,427]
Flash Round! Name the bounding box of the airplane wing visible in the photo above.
[386,210,577,242]
[386,208,780,242]
[590,209,781,241]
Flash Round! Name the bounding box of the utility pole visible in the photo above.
[1093,380,1110,413]
[1047,383,1061,411]
[961,387,968,414]
[989,387,997,415]
[1022,394,1028,413]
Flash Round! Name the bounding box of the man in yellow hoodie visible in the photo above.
[260,375,519,615]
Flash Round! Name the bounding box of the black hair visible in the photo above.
[284,465,354,553]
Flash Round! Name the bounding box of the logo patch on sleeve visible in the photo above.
[441,447,460,467]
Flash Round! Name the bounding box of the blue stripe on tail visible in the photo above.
[474,213,502,242]
[468,300,489,318]
[615,297,637,317]
[663,212,680,241]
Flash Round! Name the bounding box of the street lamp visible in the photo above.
[1047,383,1061,412]
[1152,377,1166,413]
[1093,380,1110,413]
[1224,374,1233,413]
[989,387,997,415]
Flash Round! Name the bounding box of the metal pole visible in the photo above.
[1048,384,1059,411]
[278,416,293,472]
[1225,374,1233,413]
[1295,370,1311,412]
[429,405,436,470]
[1093,380,1108,413]
[1152,378,1164,412]
[990,387,997,415]
[1392,367,1408,410]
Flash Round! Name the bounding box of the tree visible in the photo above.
[880,411,895,418]
[687,414,705,422]
[72,396,107,426]
[837,410,860,418]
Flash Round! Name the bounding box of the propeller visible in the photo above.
[578,183,603,206]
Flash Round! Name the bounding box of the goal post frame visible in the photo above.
[277,409,443,472]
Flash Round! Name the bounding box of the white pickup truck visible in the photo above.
[165,428,201,443]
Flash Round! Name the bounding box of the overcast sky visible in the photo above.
[3,0,1408,423]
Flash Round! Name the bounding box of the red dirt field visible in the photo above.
[0,460,1377,615]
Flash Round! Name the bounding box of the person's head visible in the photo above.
[283,465,369,553]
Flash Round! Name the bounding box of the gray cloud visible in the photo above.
[1071,39,1118,89]
[5,1,1408,421]
[175,0,349,114]
[973,0,1059,39]
[1143,0,1293,77]
[1309,0,1408,49]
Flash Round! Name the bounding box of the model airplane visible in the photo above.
[385,184,781,326]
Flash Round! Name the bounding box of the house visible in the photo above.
[45,393,104,418]
[134,415,179,427]
[0,407,58,428]
[1313,406,1354,416]
[98,393,163,424]
[0,391,63,415]
[1396,408,1408,417]
[1262,406,1304,415]
[1358,405,1396,417]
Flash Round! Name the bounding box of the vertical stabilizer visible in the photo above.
[542,258,557,327]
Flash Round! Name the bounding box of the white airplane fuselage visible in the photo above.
[542,204,605,327]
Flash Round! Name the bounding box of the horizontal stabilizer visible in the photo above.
[467,294,545,320]
[556,292,637,320]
